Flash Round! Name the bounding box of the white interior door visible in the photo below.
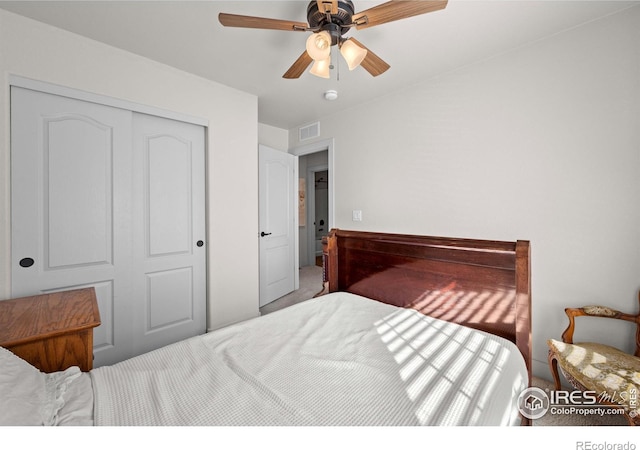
[131,113,206,356]
[11,87,135,366]
[10,86,206,366]
[258,145,297,307]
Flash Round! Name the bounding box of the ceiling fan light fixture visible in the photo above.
[220,0,449,80]
[306,30,332,61]
[310,57,331,78]
[340,39,367,70]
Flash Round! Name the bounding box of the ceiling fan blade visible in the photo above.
[218,13,308,31]
[316,0,339,15]
[283,51,314,79]
[349,38,390,77]
[353,0,447,30]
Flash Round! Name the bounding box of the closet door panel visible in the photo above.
[132,113,206,356]
[10,87,134,367]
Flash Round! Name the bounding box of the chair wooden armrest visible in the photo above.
[561,301,640,357]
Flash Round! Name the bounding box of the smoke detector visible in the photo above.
[324,90,338,101]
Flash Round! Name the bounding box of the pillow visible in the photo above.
[0,347,81,426]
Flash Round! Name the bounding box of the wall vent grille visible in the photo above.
[299,122,320,141]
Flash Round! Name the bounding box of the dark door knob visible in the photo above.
[260,232,272,237]
[19,257,35,268]
[196,240,204,247]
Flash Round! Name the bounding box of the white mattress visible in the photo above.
[89,292,528,426]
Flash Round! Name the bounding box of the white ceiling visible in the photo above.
[1,0,637,129]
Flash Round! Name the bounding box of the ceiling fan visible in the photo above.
[218,0,448,79]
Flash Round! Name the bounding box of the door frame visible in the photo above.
[291,138,335,266]
[9,75,208,127]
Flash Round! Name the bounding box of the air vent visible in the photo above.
[299,122,320,141]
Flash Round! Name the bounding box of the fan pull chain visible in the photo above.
[334,45,340,82]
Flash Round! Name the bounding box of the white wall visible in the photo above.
[258,122,289,151]
[289,6,640,379]
[0,10,260,330]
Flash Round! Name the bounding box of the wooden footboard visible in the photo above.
[318,229,532,384]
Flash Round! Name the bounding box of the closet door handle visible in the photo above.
[260,232,272,237]
[19,257,35,268]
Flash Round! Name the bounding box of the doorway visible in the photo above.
[308,167,329,267]
[258,139,333,315]
[291,138,334,270]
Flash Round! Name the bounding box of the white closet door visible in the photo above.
[10,87,207,366]
[11,86,135,366]
[131,113,206,356]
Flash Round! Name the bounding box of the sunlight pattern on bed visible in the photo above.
[375,306,526,425]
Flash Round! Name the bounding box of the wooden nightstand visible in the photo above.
[0,287,101,373]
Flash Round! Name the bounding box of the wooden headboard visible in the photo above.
[319,229,532,382]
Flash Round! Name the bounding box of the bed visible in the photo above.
[0,229,531,426]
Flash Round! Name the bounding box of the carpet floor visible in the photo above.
[259,265,324,316]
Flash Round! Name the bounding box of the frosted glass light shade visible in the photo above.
[306,31,332,61]
[340,39,367,70]
[310,57,331,79]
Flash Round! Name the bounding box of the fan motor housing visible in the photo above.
[307,0,355,38]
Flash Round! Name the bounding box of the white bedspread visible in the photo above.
[91,292,527,426]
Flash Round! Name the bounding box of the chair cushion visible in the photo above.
[548,339,640,416]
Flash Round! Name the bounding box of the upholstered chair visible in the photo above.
[547,293,640,426]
